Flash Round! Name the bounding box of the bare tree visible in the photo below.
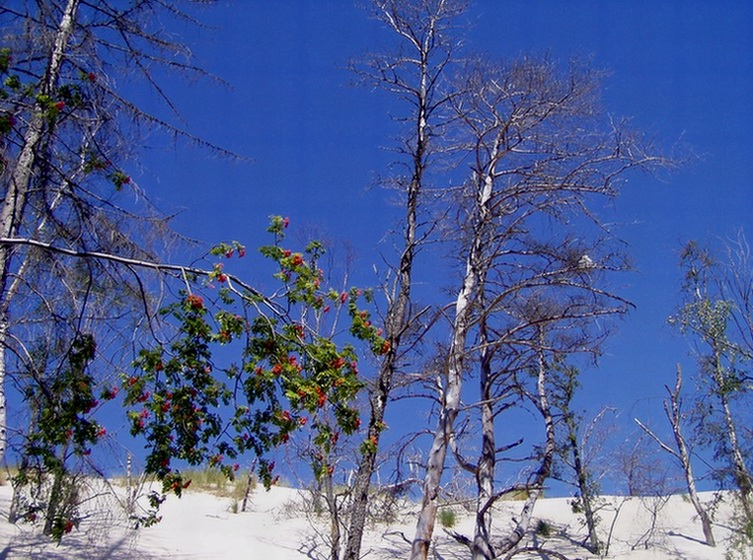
[343,2,467,559]
[635,364,715,547]
[410,54,669,560]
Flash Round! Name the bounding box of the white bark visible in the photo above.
[471,344,496,560]
[410,166,495,560]
[497,333,556,555]
[0,0,81,464]
[712,349,753,520]
[634,365,715,547]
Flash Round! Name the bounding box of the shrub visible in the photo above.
[438,508,456,528]
[535,519,552,538]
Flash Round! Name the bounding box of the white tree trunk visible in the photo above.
[714,356,753,520]
[667,366,715,547]
[635,365,716,547]
[410,170,495,560]
[0,0,80,463]
[497,338,556,555]
[471,351,496,560]
[410,269,473,560]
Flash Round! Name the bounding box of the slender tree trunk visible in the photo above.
[324,472,341,560]
[667,366,715,547]
[0,0,80,464]
[343,4,434,557]
[566,414,601,553]
[471,340,496,560]
[343,163,419,560]
[497,333,556,555]
[0,319,6,464]
[410,276,471,560]
[636,364,716,547]
[410,166,495,560]
[712,349,753,521]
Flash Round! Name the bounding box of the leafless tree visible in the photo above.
[410,54,670,560]
[343,1,467,559]
[635,364,716,547]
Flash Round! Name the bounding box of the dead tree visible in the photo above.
[343,2,467,559]
[410,54,670,560]
[635,364,716,547]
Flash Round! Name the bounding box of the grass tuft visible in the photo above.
[438,508,456,528]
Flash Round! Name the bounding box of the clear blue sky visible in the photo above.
[134,1,752,487]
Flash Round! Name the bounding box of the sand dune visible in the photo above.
[0,481,741,559]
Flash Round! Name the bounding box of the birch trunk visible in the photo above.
[343,188,417,560]
[409,269,473,560]
[666,366,715,547]
[410,168,495,560]
[566,415,601,553]
[497,335,556,555]
[635,365,716,547]
[712,349,753,521]
[471,340,496,560]
[344,1,458,556]
[0,0,80,464]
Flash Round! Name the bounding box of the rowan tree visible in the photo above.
[0,1,386,539]
[0,0,227,469]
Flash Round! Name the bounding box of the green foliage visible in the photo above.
[10,335,113,541]
[725,499,753,560]
[438,508,456,528]
[535,519,553,538]
[0,46,131,188]
[123,217,385,513]
[24,335,104,461]
[669,239,753,547]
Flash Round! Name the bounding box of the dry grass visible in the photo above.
[179,468,254,499]
[0,466,18,486]
[500,488,538,501]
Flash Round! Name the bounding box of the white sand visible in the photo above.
[0,481,741,559]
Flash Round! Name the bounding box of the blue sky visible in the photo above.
[132,1,752,486]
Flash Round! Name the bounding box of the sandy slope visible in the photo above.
[0,481,740,559]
